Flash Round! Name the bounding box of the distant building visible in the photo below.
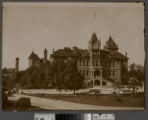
[2,68,15,79]
[50,33,128,86]
[129,63,144,71]
[3,57,20,80]
[28,48,49,68]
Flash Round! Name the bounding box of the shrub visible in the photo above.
[13,90,16,94]
[133,92,144,97]
[117,97,123,102]
[2,90,8,107]
[16,89,18,93]
[7,90,13,96]
[16,97,31,108]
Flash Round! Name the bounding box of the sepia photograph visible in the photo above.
[2,2,145,111]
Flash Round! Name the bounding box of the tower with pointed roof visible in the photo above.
[28,51,40,68]
[88,33,101,50]
[88,33,103,86]
[104,35,118,51]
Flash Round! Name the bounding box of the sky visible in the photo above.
[2,2,145,70]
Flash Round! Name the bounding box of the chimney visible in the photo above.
[44,48,48,63]
[125,52,127,57]
[53,48,55,53]
[15,57,19,72]
[72,46,78,54]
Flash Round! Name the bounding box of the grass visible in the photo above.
[27,93,145,107]
[3,101,47,111]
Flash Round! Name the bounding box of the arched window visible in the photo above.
[94,70,101,77]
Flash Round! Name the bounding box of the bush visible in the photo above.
[16,97,31,108]
[133,92,144,97]
[7,90,13,96]
[2,90,8,107]
[16,89,18,93]
[13,90,16,94]
[117,97,123,102]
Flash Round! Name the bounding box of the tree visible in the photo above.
[121,62,128,85]
[12,59,84,91]
[52,61,66,90]
[63,60,84,94]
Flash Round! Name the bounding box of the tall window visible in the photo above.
[79,60,81,66]
[83,60,85,66]
[86,70,88,76]
[83,70,85,76]
[112,61,115,67]
[86,61,88,66]
[96,61,98,66]
[113,71,115,76]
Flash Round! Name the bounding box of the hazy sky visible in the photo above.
[2,2,144,70]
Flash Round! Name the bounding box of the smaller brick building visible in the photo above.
[28,48,49,68]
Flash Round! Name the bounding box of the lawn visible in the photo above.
[3,101,47,111]
[27,93,145,107]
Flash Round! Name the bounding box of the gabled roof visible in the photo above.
[51,47,89,58]
[51,47,128,61]
[28,52,40,60]
[109,51,128,60]
[52,48,75,57]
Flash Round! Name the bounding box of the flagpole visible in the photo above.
[93,8,96,33]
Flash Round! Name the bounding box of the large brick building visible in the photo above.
[50,33,128,86]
